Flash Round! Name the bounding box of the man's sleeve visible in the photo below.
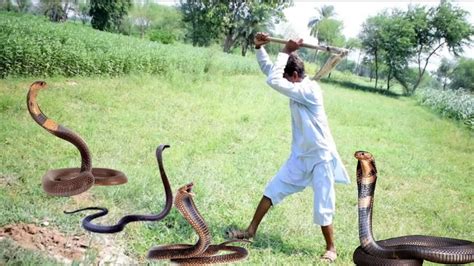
[266,53,315,105]
[256,47,273,77]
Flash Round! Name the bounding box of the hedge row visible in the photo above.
[0,12,259,78]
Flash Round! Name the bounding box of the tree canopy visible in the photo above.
[359,0,473,95]
[179,0,290,56]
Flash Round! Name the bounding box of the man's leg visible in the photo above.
[245,196,272,237]
[227,172,305,239]
[321,224,336,252]
[227,196,272,239]
[312,161,337,261]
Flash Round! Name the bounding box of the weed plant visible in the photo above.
[416,87,473,129]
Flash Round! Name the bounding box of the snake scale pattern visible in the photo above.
[64,145,173,233]
[27,81,127,196]
[147,183,249,264]
[353,151,474,265]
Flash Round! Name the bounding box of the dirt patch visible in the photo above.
[0,174,17,187]
[0,223,134,264]
[0,223,88,263]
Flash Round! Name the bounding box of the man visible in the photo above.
[226,32,350,263]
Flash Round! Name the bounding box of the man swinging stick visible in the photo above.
[226,32,350,263]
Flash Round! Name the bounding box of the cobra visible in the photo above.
[147,182,250,264]
[353,151,474,265]
[64,145,173,233]
[27,81,127,196]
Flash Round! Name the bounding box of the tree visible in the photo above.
[128,1,159,38]
[179,0,223,46]
[0,0,31,12]
[77,0,90,24]
[222,1,289,56]
[144,4,185,44]
[359,1,473,95]
[345,37,362,74]
[434,57,455,89]
[359,14,386,89]
[399,1,473,95]
[307,5,335,43]
[89,0,132,32]
[179,0,289,55]
[40,0,77,22]
[379,10,415,91]
[450,58,474,92]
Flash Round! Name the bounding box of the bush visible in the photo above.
[0,12,258,78]
[416,87,473,129]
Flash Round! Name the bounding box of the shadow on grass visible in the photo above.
[220,225,316,256]
[251,231,317,256]
[320,78,402,99]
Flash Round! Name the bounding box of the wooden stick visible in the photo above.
[267,37,348,55]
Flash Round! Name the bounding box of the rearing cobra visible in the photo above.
[27,81,127,197]
[147,182,250,264]
[353,151,474,265]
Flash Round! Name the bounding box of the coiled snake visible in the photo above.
[27,81,127,196]
[64,144,173,233]
[147,183,250,264]
[353,151,474,265]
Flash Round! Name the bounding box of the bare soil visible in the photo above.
[0,223,134,264]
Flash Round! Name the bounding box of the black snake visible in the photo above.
[147,182,250,264]
[353,151,474,265]
[27,81,127,196]
[64,144,173,233]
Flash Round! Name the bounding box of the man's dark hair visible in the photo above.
[284,53,305,78]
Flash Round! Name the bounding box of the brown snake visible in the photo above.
[353,151,474,265]
[27,81,127,197]
[147,183,250,264]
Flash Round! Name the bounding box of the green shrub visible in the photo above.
[416,87,473,129]
[0,12,258,78]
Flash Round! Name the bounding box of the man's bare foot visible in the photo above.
[225,229,254,240]
[320,250,337,263]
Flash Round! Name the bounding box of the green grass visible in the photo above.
[0,239,59,265]
[0,73,472,265]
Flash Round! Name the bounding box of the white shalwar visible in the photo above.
[256,47,350,226]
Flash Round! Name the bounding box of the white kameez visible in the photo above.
[257,47,350,225]
[257,47,350,186]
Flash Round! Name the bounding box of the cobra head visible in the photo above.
[354,151,377,183]
[179,182,195,197]
[30,81,47,92]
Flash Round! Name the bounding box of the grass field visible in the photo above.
[0,73,472,265]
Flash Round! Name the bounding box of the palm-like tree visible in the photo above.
[307,5,336,43]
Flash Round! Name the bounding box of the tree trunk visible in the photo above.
[241,40,248,56]
[374,50,379,89]
[223,29,238,53]
[409,42,446,95]
[354,50,361,74]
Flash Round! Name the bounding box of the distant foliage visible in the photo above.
[89,0,131,33]
[417,87,473,129]
[0,12,259,78]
